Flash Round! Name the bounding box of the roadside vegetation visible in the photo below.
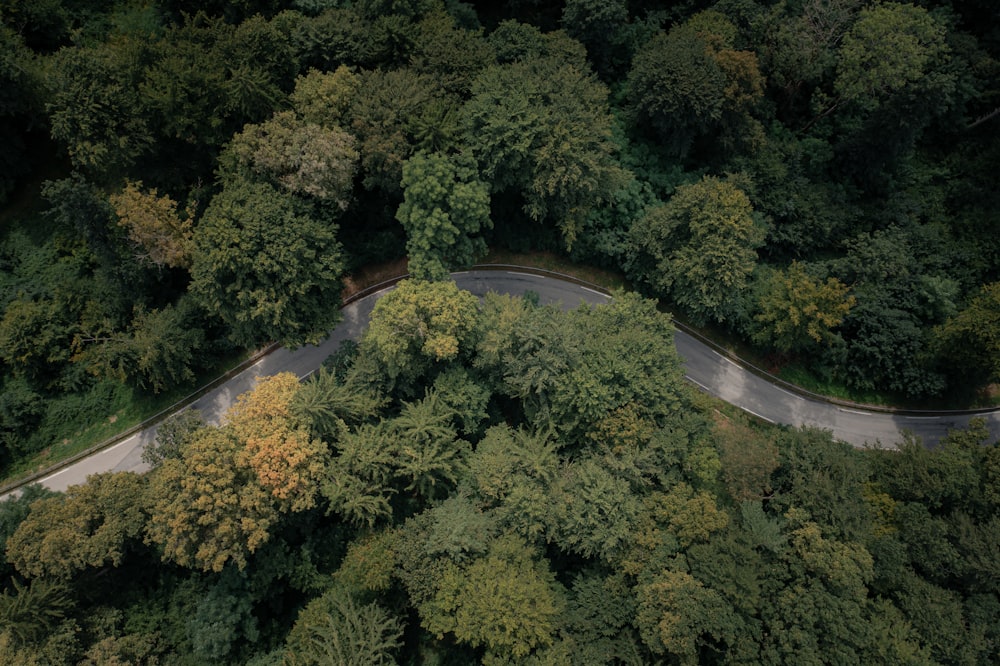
[3,284,999,664]
[1,0,999,662]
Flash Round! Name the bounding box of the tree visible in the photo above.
[389,390,467,501]
[142,409,205,467]
[0,26,41,205]
[190,181,345,348]
[0,578,74,648]
[562,292,688,432]
[822,2,956,185]
[396,151,491,280]
[636,569,737,663]
[0,484,57,579]
[361,279,480,381]
[322,423,397,528]
[291,365,383,440]
[753,262,856,353]
[345,68,454,193]
[146,426,278,572]
[289,65,360,129]
[834,3,949,107]
[6,472,149,579]
[463,53,626,247]
[626,11,764,157]
[409,10,495,96]
[284,585,403,666]
[71,296,206,393]
[228,373,329,512]
[46,39,153,177]
[547,455,643,562]
[466,425,559,541]
[0,295,76,381]
[419,533,565,660]
[221,110,359,208]
[934,282,1000,385]
[109,180,194,270]
[560,0,630,78]
[628,175,765,324]
[714,417,779,503]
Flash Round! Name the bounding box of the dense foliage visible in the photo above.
[0,0,999,661]
[2,286,998,663]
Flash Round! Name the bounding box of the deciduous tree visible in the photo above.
[629,176,764,324]
[934,282,1000,385]
[362,279,479,381]
[110,180,194,270]
[190,181,345,348]
[6,472,150,579]
[146,426,278,572]
[284,584,403,666]
[464,53,625,247]
[221,110,358,208]
[753,262,856,353]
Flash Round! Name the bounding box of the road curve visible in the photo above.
[3,270,999,498]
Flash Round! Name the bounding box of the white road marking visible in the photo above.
[684,375,711,392]
[742,408,776,424]
[838,407,872,416]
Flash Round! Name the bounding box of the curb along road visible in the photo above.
[2,266,998,499]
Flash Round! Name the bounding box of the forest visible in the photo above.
[0,0,999,663]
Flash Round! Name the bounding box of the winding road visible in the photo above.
[3,269,999,498]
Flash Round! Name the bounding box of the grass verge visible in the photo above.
[0,349,249,486]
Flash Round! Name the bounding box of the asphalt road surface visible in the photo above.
[5,270,999,498]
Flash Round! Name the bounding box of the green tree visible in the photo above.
[322,423,397,528]
[6,472,149,579]
[142,409,204,468]
[463,53,626,247]
[410,10,495,95]
[0,26,41,204]
[419,533,565,661]
[628,175,765,324]
[345,67,454,193]
[0,295,76,381]
[46,38,154,177]
[0,578,74,649]
[560,0,630,78]
[753,262,856,353]
[0,485,57,579]
[190,181,345,348]
[466,425,559,541]
[284,584,403,666]
[70,296,206,393]
[626,11,764,157]
[292,365,383,440]
[389,390,468,501]
[834,3,949,107]
[636,569,738,664]
[396,151,491,280]
[934,282,1000,385]
[547,455,643,562]
[289,65,360,128]
[361,279,479,381]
